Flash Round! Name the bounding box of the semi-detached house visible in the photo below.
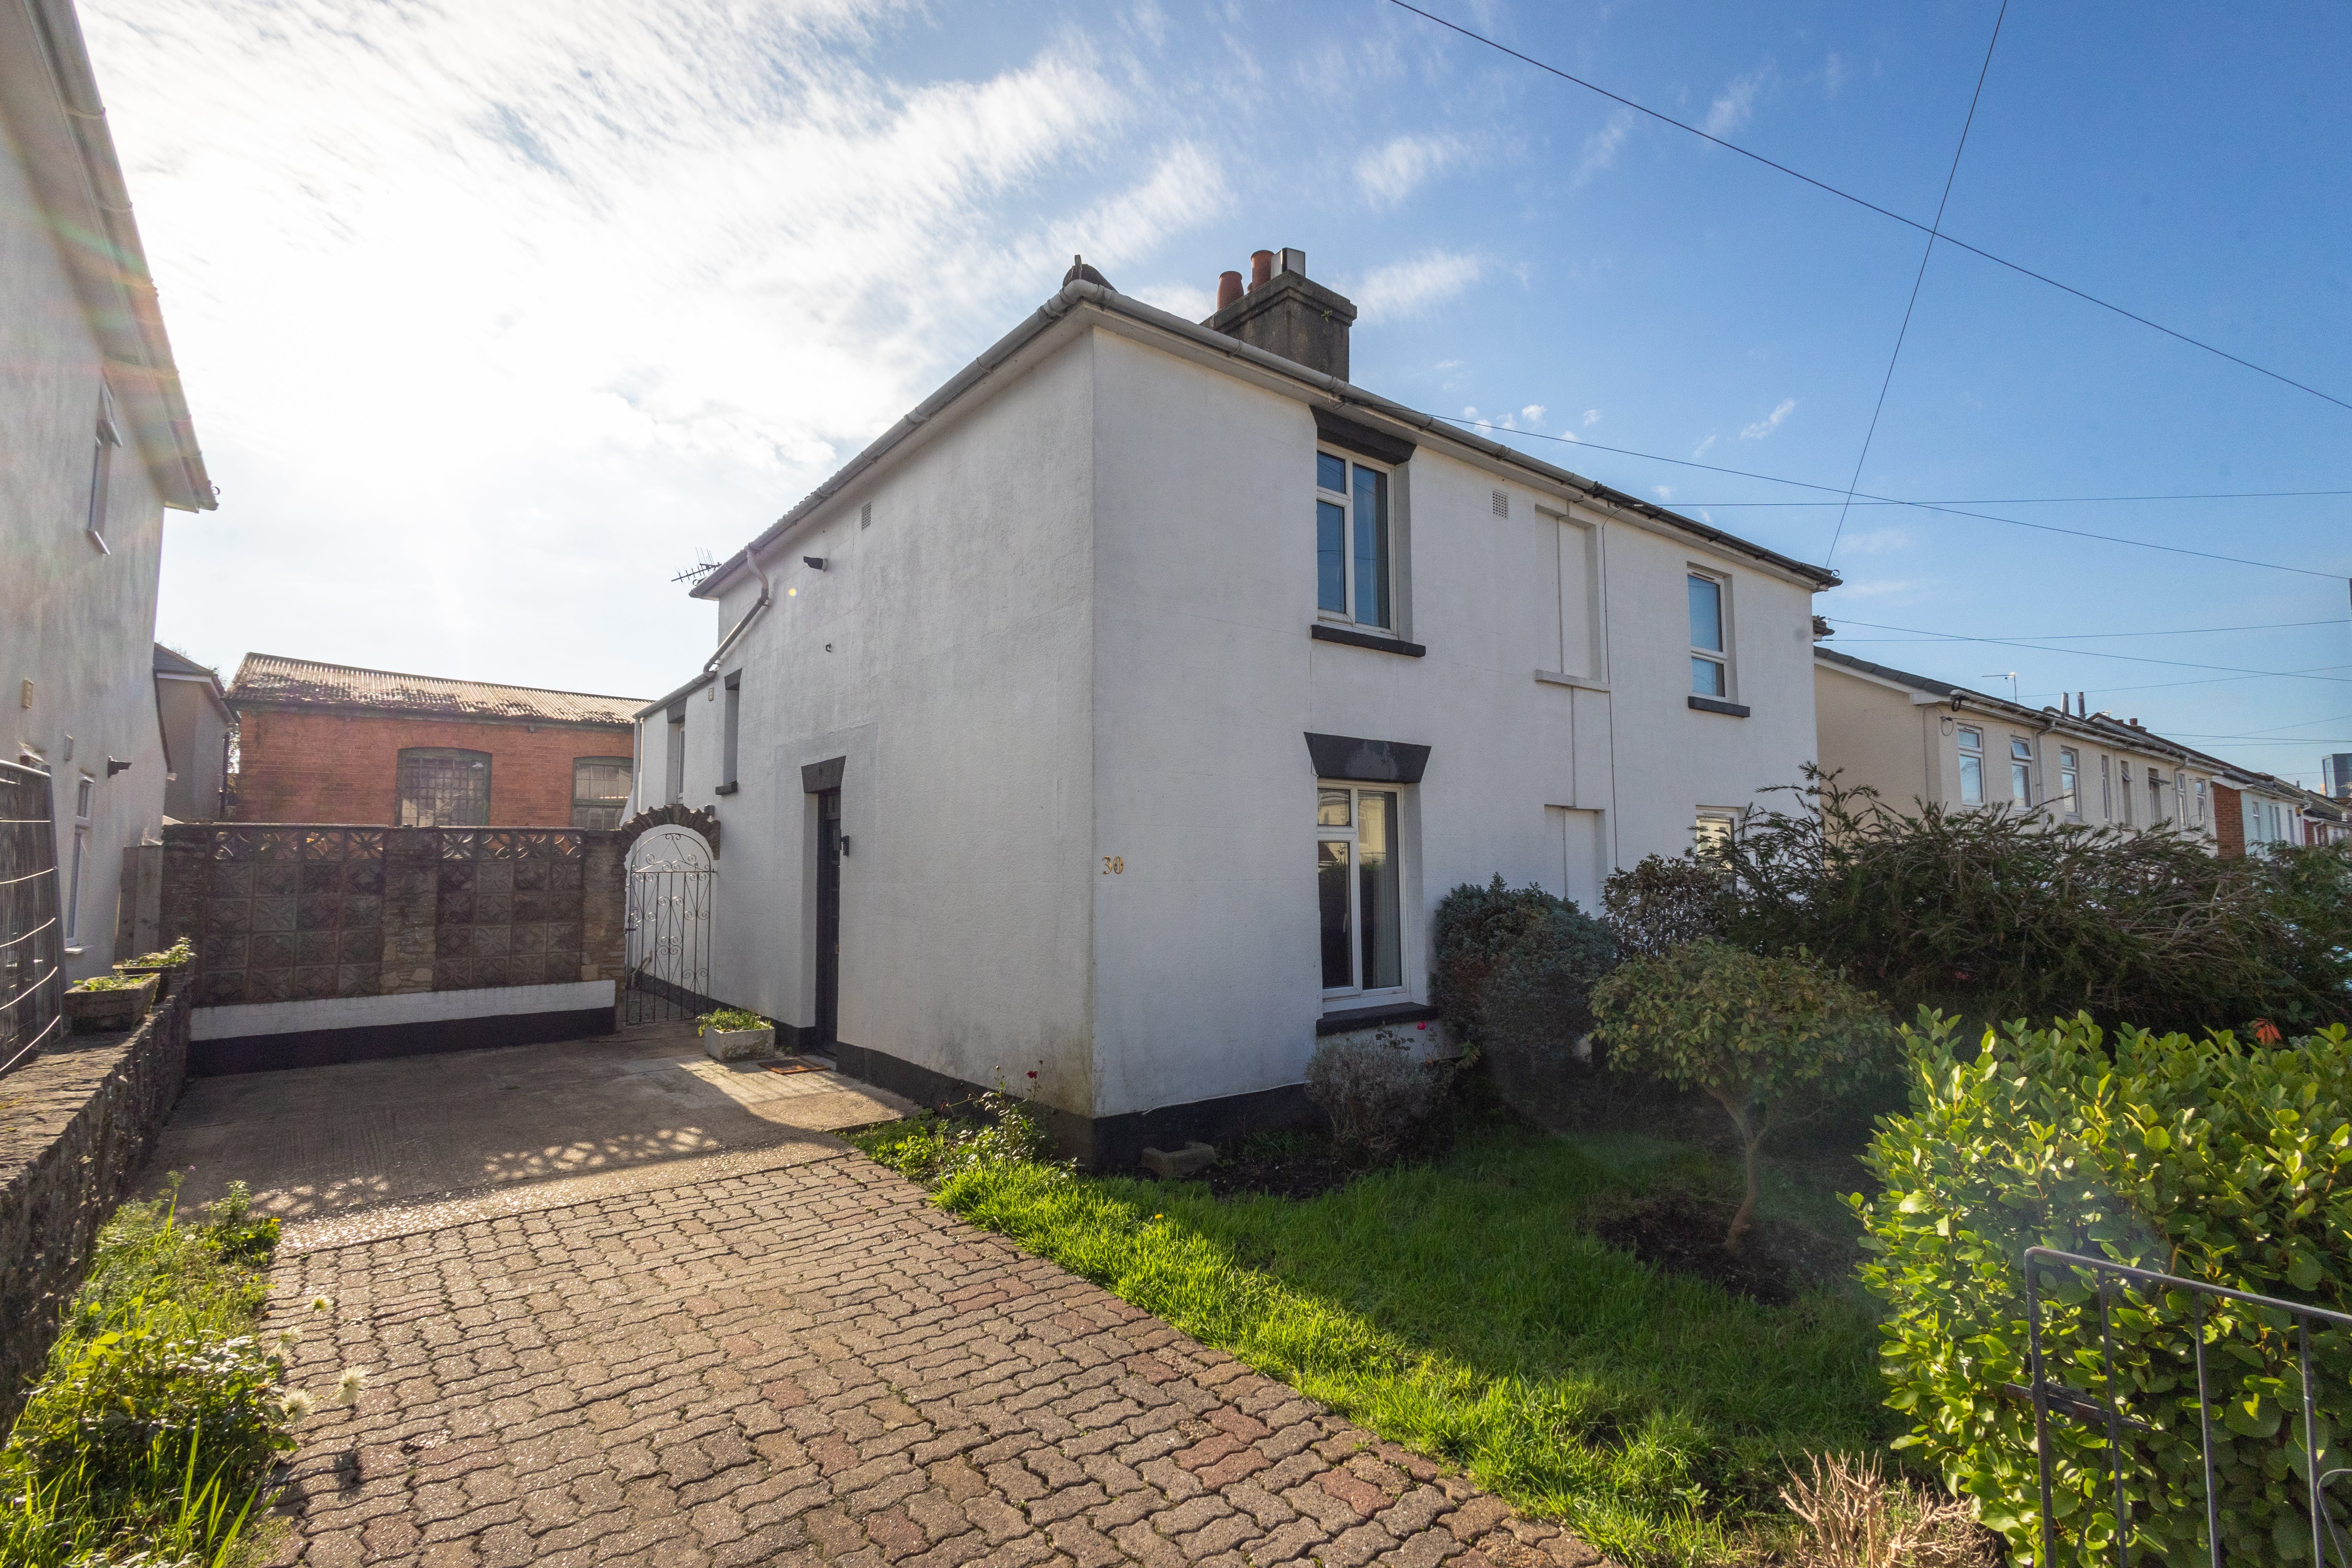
[632,251,1838,1162]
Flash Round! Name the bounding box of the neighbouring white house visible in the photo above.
[630,251,1836,1162]
[1,0,213,995]
[1813,644,2327,860]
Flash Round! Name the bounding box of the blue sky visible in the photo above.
[93,0,2351,783]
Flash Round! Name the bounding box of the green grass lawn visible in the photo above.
[855,1115,1898,1567]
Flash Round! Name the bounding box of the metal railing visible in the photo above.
[2023,1245,2352,1567]
[0,760,65,1076]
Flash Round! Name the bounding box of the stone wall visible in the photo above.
[0,991,189,1424]
[160,824,628,1005]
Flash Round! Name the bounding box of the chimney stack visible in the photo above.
[1202,245,1359,379]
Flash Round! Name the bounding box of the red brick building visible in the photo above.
[225,655,644,827]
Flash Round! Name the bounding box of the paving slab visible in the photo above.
[147,1022,914,1219]
[260,1151,1615,1568]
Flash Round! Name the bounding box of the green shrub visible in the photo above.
[853,1091,1057,1183]
[1601,855,1733,960]
[1593,941,1895,1252]
[1855,1013,2352,1564]
[1432,877,1602,1051]
[1303,1029,1448,1160]
[1708,771,2348,1035]
[0,1182,292,1567]
[695,1007,768,1035]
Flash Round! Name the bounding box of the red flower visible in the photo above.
[2254,1018,2283,1045]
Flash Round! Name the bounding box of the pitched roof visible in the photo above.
[227,654,644,727]
[693,279,1840,603]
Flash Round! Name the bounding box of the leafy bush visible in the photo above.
[1593,941,1895,1251]
[0,1182,293,1567]
[1602,855,1732,960]
[1433,878,1596,1048]
[67,973,147,992]
[1303,1029,1446,1160]
[1705,771,2349,1035]
[115,937,194,971]
[1855,1013,2352,1564]
[695,1007,768,1035]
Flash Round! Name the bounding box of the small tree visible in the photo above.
[1591,940,1894,1252]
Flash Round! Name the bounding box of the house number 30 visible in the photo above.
[1101,856,1124,874]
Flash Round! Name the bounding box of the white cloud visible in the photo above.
[1132,280,1216,319]
[1582,409,1602,427]
[1354,133,1463,211]
[1823,51,1849,97]
[1519,404,1546,425]
[1652,485,1675,501]
[1740,398,1797,439]
[1704,67,1770,138]
[1692,432,1719,458]
[87,0,1230,692]
[1351,249,1484,325]
[1574,109,1632,187]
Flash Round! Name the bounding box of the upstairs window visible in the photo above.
[2009,737,2034,805]
[86,382,119,551]
[1688,573,1729,697]
[1316,450,1391,631]
[2058,748,2080,820]
[665,707,686,804]
[396,748,490,827]
[571,757,632,830]
[1957,726,1984,805]
[2194,778,2208,825]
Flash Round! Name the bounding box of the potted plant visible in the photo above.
[696,1007,775,1062]
[64,971,161,1035]
[113,935,195,999]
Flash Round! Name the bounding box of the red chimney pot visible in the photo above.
[1216,270,1243,310]
[1250,249,1273,288]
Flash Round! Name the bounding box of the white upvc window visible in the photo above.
[2100,755,2112,820]
[2149,769,2165,822]
[1687,572,1731,698]
[2119,761,2135,825]
[2009,737,2034,805]
[86,383,119,552]
[1316,782,1406,1003]
[2058,748,2080,820]
[2194,778,2208,826]
[64,773,93,952]
[1694,808,1740,861]
[1316,450,1393,631]
[2175,773,2188,824]
[1957,726,1984,805]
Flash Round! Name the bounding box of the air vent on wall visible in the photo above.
[859,502,872,529]
[1491,489,1510,518]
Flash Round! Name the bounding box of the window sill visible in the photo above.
[1316,1000,1442,1036]
[63,946,85,957]
[1534,669,1608,692]
[1688,695,1750,718]
[1311,624,1426,658]
[714,782,739,796]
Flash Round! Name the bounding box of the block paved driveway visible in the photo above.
[260,1148,1612,1568]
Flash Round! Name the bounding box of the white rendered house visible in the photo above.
[632,253,1834,1161]
[2,0,213,990]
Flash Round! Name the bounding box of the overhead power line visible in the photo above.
[1389,0,2352,415]
[1835,616,2349,641]
[1689,489,2352,506]
[1437,416,2346,579]
[1830,617,2352,683]
[1827,0,2008,566]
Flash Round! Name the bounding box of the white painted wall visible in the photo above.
[1083,328,1819,1118]
[657,329,1100,1115]
[0,107,169,979]
[650,309,1826,1124]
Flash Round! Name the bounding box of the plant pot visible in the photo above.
[704,1025,775,1063]
[64,972,160,1035]
[113,959,192,1000]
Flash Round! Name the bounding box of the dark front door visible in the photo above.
[815,788,841,1047]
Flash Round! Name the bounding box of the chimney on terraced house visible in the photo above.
[1201,246,1358,380]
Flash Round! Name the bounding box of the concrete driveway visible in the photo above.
[148,1021,914,1224]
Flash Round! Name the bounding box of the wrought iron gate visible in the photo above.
[624,825,713,1024]
[2021,1245,2352,1567]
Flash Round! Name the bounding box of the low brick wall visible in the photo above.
[0,992,190,1424]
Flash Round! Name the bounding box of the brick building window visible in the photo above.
[572,757,632,829]
[397,748,490,827]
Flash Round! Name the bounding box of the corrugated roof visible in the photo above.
[227,654,644,726]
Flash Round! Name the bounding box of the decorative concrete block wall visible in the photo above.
[0,992,189,1425]
[160,824,627,1007]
